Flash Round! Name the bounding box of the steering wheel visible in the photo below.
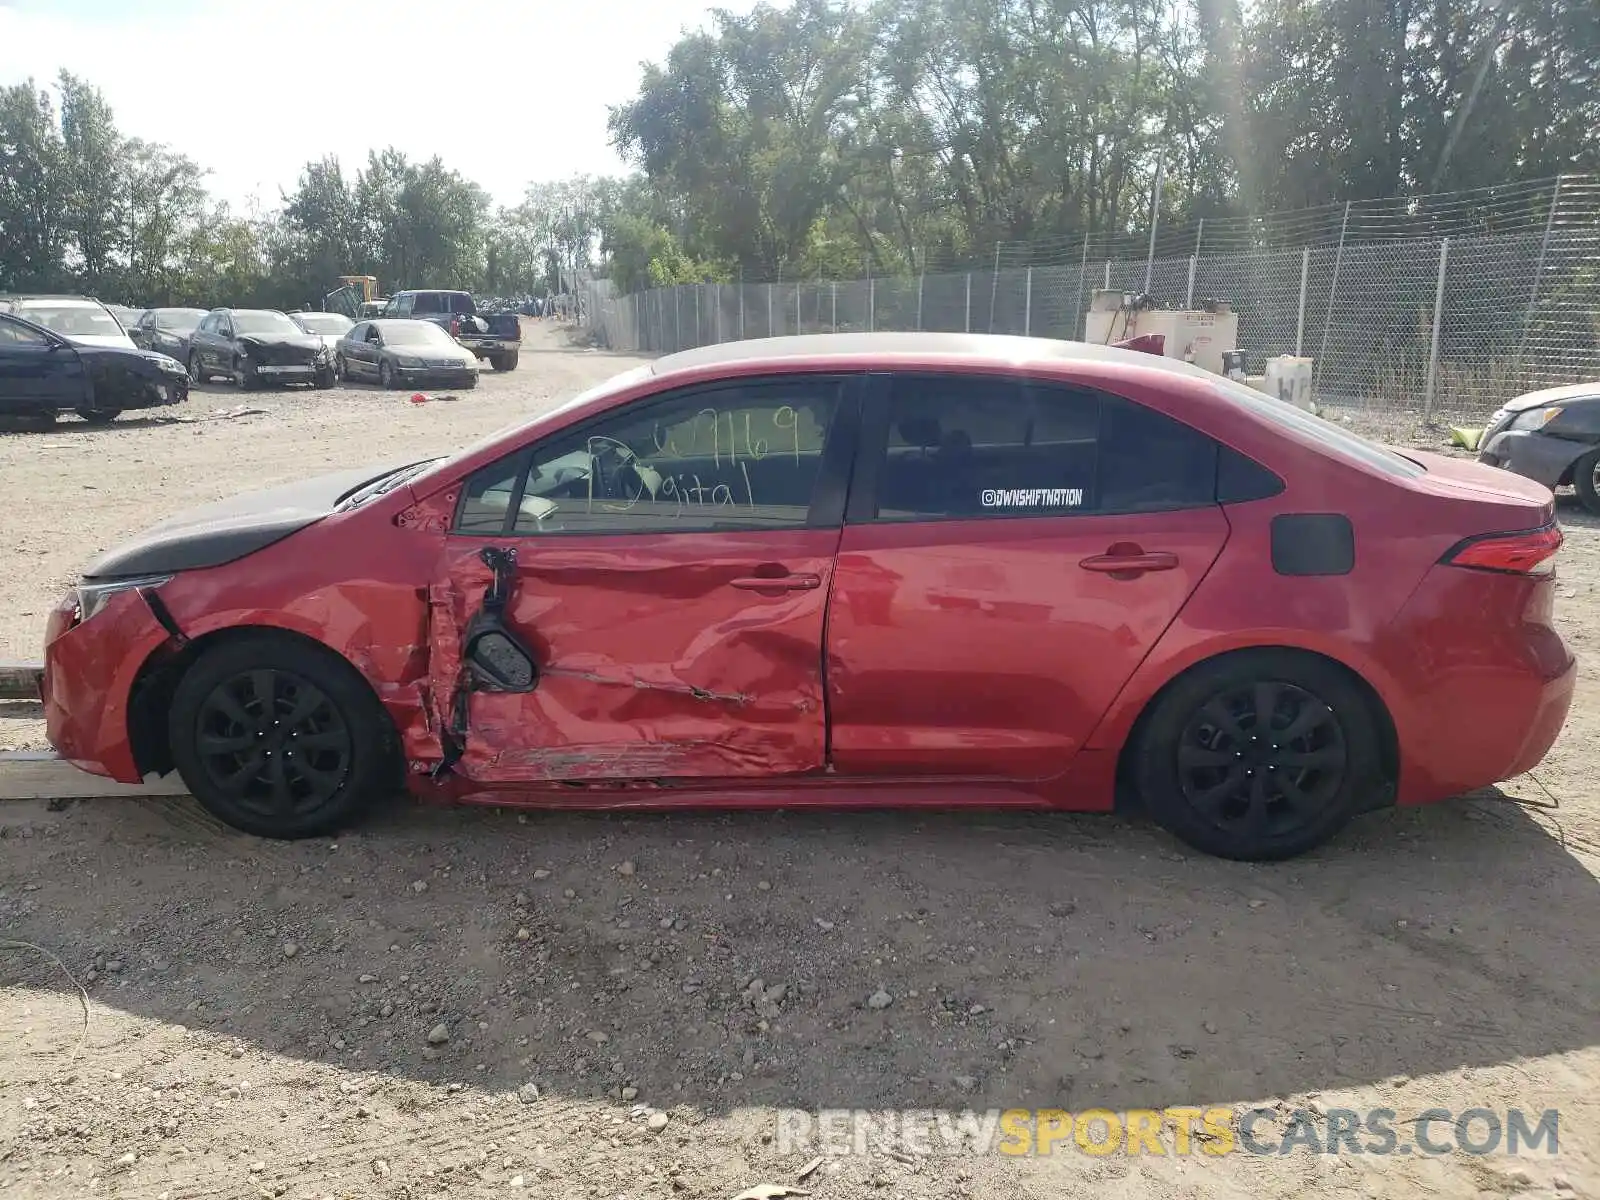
[587,437,639,501]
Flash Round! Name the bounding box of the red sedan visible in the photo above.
[42,334,1574,860]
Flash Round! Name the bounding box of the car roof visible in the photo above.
[649,331,1221,383]
[0,294,106,306]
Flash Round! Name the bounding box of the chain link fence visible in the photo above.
[584,177,1600,427]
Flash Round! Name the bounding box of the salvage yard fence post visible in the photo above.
[868,275,876,332]
[1295,247,1310,356]
[831,281,837,332]
[1185,255,1196,309]
[917,272,925,330]
[767,284,774,337]
[964,273,972,333]
[1423,237,1450,423]
[1024,267,1033,336]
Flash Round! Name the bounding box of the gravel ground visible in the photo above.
[1,323,1597,1199]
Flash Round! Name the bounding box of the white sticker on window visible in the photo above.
[980,488,1085,508]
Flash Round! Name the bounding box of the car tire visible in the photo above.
[75,408,121,424]
[1572,449,1600,515]
[236,358,260,391]
[314,366,335,389]
[333,355,346,381]
[492,350,519,372]
[188,353,207,384]
[379,360,397,389]
[1129,649,1384,861]
[168,633,402,840]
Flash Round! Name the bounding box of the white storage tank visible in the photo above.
[1084,293,1239,375]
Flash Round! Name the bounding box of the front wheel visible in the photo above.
[1130,650,1383,861]
[236,358,260,391]
[168,634,402,839]
[75,408,121,424]
[188,353,207,384]
[379,360,397,389]
[1571,448,1600,515]
[314,366,335,389]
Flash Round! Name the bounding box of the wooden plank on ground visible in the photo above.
[0,661,42,701]
[0,751,189,801]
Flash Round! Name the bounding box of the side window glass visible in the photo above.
[412,294,438,315]
[0,315,48,346]
[457,452,528,534]
[453,379,842,535]
[875,375,1098,519]
[1097,394,1219,513]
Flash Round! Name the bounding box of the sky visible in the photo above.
[0,0,754,212]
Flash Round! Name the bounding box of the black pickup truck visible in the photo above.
[380,290,521,371]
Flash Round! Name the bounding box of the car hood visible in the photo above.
[63,332,139,349]
[81,460,417,580]
[1501,382,1600,413]
[238,332,325,351]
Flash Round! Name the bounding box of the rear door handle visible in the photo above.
[1079,551,1179,574]
[730,573,822,591]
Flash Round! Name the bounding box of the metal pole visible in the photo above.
[767,283,774,337]
[1423,237,1450,421]
[1103,261,1111,290]
[1195,218,1204,260]
[1143,160,1164,295]
[1072,233,1089,337]
[1314,201,1353,393]
[1024,267,1033,336]
[988,243,1002,332]
[633,292,640,350]
[714,283,721,343]
[1295,247,1310,356]
[1185,256,1196,309]
[674,287,682,351]
[868,274,876,332]
[916,272,925,330]
[695,286,701,347]
[964,273,971,332]
[1517,175,1564,365]
[796,282,801,335]
[831,280,837,332]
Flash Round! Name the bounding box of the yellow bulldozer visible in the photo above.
[323,275,387,320]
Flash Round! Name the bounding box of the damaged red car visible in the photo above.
[42,333,1574,860]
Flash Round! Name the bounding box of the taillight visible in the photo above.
[1441,524,1562,576]
[449,316,461,336]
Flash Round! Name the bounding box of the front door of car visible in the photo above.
[426,373,861,784]
[0,315,85,407]
[824,372,1232,780]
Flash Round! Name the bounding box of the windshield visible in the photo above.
[383,322,455,347]
[232,311,303,336]
[1211,375,1424,479]
[154,308,207,333]
[19,303,125,338]
[295,312,353,335]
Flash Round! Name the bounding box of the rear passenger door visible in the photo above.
[824,371,1232,780]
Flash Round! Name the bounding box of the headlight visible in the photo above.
[74,574,172,624]
[1509,407,1563,431]
[394,355,423,368]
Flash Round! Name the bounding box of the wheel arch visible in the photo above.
[1111,644,1400,813]
[127,622,395,778]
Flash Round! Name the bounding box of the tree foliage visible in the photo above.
[0,1,1593,306]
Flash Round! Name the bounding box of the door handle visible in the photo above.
[1079,550,1179,575]
[730,573,822,591]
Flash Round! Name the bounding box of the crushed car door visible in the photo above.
[424,373,860,784]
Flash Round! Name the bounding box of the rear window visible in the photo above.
[1211,376,1424,479]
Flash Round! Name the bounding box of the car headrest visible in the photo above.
[897,417,941,448]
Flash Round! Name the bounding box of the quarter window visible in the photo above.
[453,379,843,536]
[0,315,48,346]
[870,374,1221,520]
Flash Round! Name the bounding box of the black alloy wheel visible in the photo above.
[169,635,401,839]
[1131,651,1382,860]
[188,352,206,384]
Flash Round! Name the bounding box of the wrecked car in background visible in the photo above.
[42,333,1573,862]
[1477,382,1600,513]
[186,307,336,389]
[0,294,139,349]
[0,309,189,424]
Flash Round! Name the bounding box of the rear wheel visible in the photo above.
[168,634,401,839]
[379,360,397,389]
[1130,650,1382,861]
[75,408,121,424]
[1572,448,1600,515]
[491,350,519,372]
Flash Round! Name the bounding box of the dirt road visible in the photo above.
[1,323,1596,1199]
